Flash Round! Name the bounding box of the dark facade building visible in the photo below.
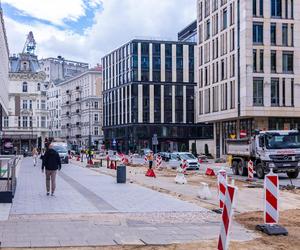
[178,20,197,42]
[102,39,213,153]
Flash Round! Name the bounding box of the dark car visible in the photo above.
[157,152,171,162]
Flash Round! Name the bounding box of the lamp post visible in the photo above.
[88,100,92,162]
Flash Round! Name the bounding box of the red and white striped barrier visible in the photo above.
[264,169,279,224]
[218,184,238,250]
[247,160,254,181]
[156,155,162,169]
[217,169,227,209]
[181,159,187,174]
[144,155,148,165]
[129,153,133,164]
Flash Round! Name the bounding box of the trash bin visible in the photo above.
[117,165,126,183]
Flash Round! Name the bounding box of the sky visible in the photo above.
[1,0,196,66]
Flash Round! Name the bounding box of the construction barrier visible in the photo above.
[181,159,187,174]
[255,168,288,235]
[156,155,162,169]
[217,184,238,250]
[217,169,227,209]
[144,155,148,165]
[264,169,279,224]
[247,160,254,181]
[175,166,187,184]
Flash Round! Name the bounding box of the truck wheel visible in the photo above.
[238,161,248,176]
[256,163,265,179]
[232,161,239,175]
[287,170,299,179]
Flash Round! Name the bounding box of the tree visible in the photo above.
[180,143,187,152]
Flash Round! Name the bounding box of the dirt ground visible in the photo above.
[234,209,300,250]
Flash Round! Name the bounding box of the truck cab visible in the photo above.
[228,130,300,179]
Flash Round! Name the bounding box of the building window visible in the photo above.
[271,23,276,45]
[22,100,28,109]
[271,0,282,17]
[253,49,257,72]
[253,23,263,44]
[22,82,28,92]
[282,24,288,46]
[206,20,210,40]
[22,116,28,128]
[253,0,264,16]
[41,100,46,110]
[282,52,294,73]
[37,83,41,91]
[253,78,264,106]
[271,50,277,72]
[94,102,99,108]
[41,117,46,128]
[204,89,210,114]
[94,127,99,136]
[271,78,280,106]
[222,8,227,30]
[94,114,99,122]
[259,50,264,72]
[230,81,235,109]
[3,117,8,127]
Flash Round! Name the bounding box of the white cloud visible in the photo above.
[3,0,196,65]
[2,0,87,25]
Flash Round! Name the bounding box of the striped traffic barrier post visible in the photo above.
[247,160,254,181]
[217,169,227,209]
[156,155,162,169]
[217,183,238,250]
[256,168,288,235]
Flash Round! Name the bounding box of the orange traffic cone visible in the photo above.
[205,168,216,176]
[145,169,156,178]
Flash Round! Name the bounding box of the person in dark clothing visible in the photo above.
[42,144,61,196]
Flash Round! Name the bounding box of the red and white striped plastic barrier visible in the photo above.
[144,155,148,165]
[218,184,238,250]
[181,159,187,174]
[264,169,279,224]
[247,160,254,180]
[130,153,133,164]
[156,155,162,169]
[217,169,227,209]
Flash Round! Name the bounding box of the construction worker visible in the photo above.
[147,152,154,169]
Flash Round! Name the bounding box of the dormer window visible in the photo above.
[22,82,28,92]
[21,61,29,71]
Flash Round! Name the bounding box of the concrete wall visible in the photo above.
[189,139,215,157]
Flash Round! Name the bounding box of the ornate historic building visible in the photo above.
[3,36,48,153]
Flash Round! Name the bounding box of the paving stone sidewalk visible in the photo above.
[0,157,256,248]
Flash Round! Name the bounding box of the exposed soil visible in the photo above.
[234,209,300,250]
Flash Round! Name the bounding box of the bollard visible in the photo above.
[198,182,212,200]
[247,160,254,181]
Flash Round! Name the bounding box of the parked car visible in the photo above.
[168,152,200,170]
[140,148,152,156]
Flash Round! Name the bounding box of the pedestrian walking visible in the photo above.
[32,147,38,167]
[41,143,61,196]
[147,152,154,169]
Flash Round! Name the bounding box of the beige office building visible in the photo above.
[196,0,300,157]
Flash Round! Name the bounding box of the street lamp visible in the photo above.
[88,100,92,162]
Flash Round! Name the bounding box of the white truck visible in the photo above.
[227,130,300,179]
